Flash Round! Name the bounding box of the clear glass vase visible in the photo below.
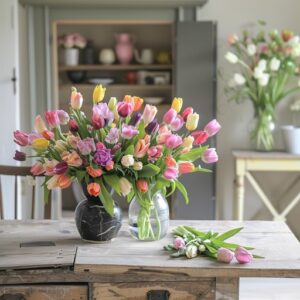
[251,110,275,151]
[128,191,169,241]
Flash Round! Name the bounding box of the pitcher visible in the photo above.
[115,33,134,65]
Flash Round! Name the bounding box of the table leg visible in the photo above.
[235,175,244,221]
[216,277,239,300]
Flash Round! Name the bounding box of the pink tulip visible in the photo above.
[165,134,183,149]
[163,167,178,180]
[13,130,29,146]
[142,104,158,125]
[30,162,45,176]
[181,107,193,122]
[204,119,221,137]
[170,115,184,131]
[45,111,60,128]
[173,237,185,250]
[57,110,70,125]
[217,248,234,263]
[121,124,138,139]
[70,88,83,109]
[147,145,163,161]
[34,115,47,134]
[117,101,134,118]
[227,34,238,45]
[163,108,177,124]
[44,159,59,176]
[235,247,253,264]
[202,148,218,164]
[69,119,79,132]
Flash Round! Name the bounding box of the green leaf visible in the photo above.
[103,175,121,196]
[138,164,160,178]
[44,185,50,204]
[178,146,208,162]
[175,180,189,204]
[217,227,243,241]
[212,240,254,250]
[96,178,114,216]
[137,120,145,140]
[166,180,176,197]
[127,189,135,203]
[190,167,212,173]
[76,170,86,183]
[182,226,206,238]
[253,254,265,259]
[124,145,134,155]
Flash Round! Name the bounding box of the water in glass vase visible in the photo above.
[128,191,169,241]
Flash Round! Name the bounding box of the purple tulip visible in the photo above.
[163,108,177,124]
[121,124,139,139]
[163,167,178,180]
[77,137,96,155]
[165,134,183,149]
[54,161,68,174]
[129,112,142,127]
[92,103,114,128]
[111,143,122,154]
[235,246,253,264]
[13,130,29,146]
[173,237,185,250]
[28,132,42,145]
[145,119,159,135]
[204,119,221,137]
[105,128,120,144]
[217,248,234,263]
[170,115,184,131]
[93,147,112,166]
[201,148,218,164]
[57,110,70,125]
[13,150,26,161]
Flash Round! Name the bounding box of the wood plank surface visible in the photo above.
[0,285,88,300]
[232,151,300,160]
[92,280,215,300]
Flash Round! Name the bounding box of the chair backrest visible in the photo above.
[0,165,51,220]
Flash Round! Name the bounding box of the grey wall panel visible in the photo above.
[174,21,217,220]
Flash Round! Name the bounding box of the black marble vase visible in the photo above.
[75,184,122,243]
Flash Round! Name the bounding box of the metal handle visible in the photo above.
[0,294,26,300]
[11,67,17,95]
[147,290,170,300]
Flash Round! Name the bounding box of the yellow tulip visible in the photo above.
[171,97,183,113]
[182,136,194,148]
[54,140,67,153]
[32,138,49,152]
[93,85,106,104]
[186,113,199,131]
[108,97,117,111]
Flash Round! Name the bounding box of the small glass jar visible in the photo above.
[128,191,169,241]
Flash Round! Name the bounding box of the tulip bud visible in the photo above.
[136,179,149,193]
[133,161,143,171]
[186,113,199,131]
[70,87,83,110]
[165,134,182,149]
[108,97,117,111]
[57,110,70,125]
[69,119,79,133]
[129,112,142,127]
[217,248,234,263]
[87,182,101,197]
[163,167,178,180]
[182,136,194,148]
[170,115,184,131]
[42,130,55,141]
[54,140,67,153]
[191,130,209,145]
[145,119,159,134]
[185,245,198,259]
[163,108,177,124]
[119,177,132,196]
[171,97,183,113]
[93,84,106,104]
[204,119,221,137]
[14,130,29,146]
[173,237,185,250]
[118,102,134,118]
[30,161,45,176]
[121,154,134,168]
[13,150,26,161]
[32,138,49,152]
[54,161,68,175]
[198,244,206,252]
[235,246,253,264]
[181,107,193,122]
[45,111,60,128]
[142,104,157,125]
[202,148,218,164]
[179,162,195,174]
[34,115,47,134]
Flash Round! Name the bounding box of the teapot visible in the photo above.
[134,48,154,65]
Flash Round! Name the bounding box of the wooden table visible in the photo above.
[233,151,300,221]
[0,220,299,300]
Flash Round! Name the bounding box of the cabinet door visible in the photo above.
[175,21,217,220]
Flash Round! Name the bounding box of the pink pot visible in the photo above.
[115,33,134,65]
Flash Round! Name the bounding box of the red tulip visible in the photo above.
[191,130,209,145]
[181,107,193,121]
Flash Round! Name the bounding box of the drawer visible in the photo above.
[0,285,88,300]
[92,280,215,300]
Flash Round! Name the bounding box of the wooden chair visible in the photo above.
[0,165,52,220]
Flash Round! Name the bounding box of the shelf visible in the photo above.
[59,64,173,72]
[61,84,173,90]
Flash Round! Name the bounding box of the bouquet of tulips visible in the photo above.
[13,85,220,240]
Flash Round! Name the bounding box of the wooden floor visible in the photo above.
[241,278,300,299]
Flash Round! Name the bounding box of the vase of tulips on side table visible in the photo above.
[225,23,300,151]
[13,85,220,242]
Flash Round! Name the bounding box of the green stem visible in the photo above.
[153,205,161,240]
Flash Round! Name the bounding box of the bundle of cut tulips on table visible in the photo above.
[13,85,221,241]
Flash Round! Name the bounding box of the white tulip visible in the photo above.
[258,59,267,71]
[258,73,270,86]
[233,73,246,85]
[270,57,281,71]
[185,245,198,259]
[225,51,238,64]
[253,66,264,79]
[292,44,300,57]
[289,35,300,45]
[121,154,134,167]
[247,44,256,56]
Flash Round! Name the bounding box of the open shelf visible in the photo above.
[61,84,173,90]
[59,64,173,72]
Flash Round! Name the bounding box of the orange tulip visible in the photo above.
[136,179,148,193]
[61,150,82,167]
[58,174,72,189]
[46,175,59,189]
[179,162,195,174]
[165,155,177,167]
[34,115,47,134]
[87,182,101,197]
[132,96,144,111]
[134,135,150,158]
[86,166,103,178]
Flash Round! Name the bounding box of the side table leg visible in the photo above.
[216,277,239,300]
[235,175,244,221]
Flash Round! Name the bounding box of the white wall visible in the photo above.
[197,0,300,238]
